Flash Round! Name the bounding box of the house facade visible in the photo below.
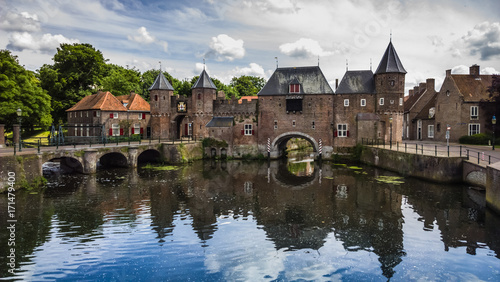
[66,91,150,141]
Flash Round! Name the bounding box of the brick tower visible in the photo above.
[190,69,217,138]
[374,40,406,143]
[149,71,174,138]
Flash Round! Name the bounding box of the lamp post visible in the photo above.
[389,116,393,149]
[493,115,496,151]
[16,108,22,151]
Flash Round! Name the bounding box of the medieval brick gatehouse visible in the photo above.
[147,40,406,158]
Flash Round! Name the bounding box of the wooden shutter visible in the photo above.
[131,128,135,134]
[241,129,244,135]
[334,130,337,137]
[110,113,113,118]
[252,130,255,135]
[142,113,146,119]
[140,128,144,134]
[109,128,112,136]
[347,130,350,137]
[120,128,124,136]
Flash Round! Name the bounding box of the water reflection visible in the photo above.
[1,159,499,280]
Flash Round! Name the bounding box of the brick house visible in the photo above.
[403,79,437,140]
[434,65,498,142]
[66,91,150,141]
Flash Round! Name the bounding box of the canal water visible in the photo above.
[1,157,500,281]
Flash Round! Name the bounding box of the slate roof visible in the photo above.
[66,91,127,112]
[192,69,217,89]
[336,70,375,94]
[149,71,174,91]
[258,66,334,96]
[451,74,496,102]
[375,41,407,74]
[116,93,150,112]
[415,93,438,120]
[206,117,234,127]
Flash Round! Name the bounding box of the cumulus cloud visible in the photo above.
[451,65,469,74]
[462,21,500,60]
[6,32,79,53]
[127,26,168,52]
[0,11,41,32]
[481,67,499,75]
[205,34,245,61]
[279,38,333,58]
[233,63,266,77]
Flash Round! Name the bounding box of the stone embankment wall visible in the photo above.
[486,162,500,215]
[360,146,464,183]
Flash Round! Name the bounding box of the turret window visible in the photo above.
[379,98,384,105]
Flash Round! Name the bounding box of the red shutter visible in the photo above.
[132,128,135,134]
[252,130,255,135]
[241,129,244,135]
[295,84,299,92]
[334,130,337,137]
[140,128,144,134]
[109,128,112,136]
[93,111,96,117]
[347,130,350,137]
[185,124,188,136]
[120,128,124,136]
[110,113,113,118]
[142,113,146,119]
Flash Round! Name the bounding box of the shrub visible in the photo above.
[459,133,491,145]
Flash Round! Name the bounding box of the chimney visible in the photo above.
[413,86,420,96]
[445,69,451,77]
[335,79,339,90]
[426,78,435,92]
[409,89,414,96]
[419,82,427,93]
[470,64,480,78]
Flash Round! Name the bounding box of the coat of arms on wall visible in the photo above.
[177,101,187,113]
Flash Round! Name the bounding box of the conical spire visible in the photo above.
[192,69,217,89]
[375,41,406,74]
[149,71,174,91]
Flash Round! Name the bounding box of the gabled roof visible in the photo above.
[375,41,406,74]
[192,69,217,89]
[451,74,496,102]
[258,66,334,96]
[404,87,425,112]
[149,71,174,91]
[336,70,375,94]
[116,93,150,112]
[206,117,234,127]
[415,92,438,120]
[66,91,127,112]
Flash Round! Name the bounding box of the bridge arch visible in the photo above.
[138,149,162,165]
[43,157,84,175]
[99,152,128,169]
[271,132,320,158]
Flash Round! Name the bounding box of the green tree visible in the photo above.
[229,75,266,98]
[0,50,52,131]
[38,43,107,122]
[101,64,141,96]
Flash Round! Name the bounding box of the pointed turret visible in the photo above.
[192,69,217,89]
[149,71,174,90]
[375,41,406,74]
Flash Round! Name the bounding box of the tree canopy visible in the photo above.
[230,75,266,97]
[101,64,141,96]
[0,50,52,130]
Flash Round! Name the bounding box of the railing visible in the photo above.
[361,138,500,166]
[3,135,200,156]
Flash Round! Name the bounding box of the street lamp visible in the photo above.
[389,116,393,149]
[493,115,496,151]
[16,108,22,151]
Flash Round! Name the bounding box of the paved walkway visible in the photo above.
[367,140,500,167]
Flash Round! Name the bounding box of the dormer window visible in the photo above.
[289,84,300,93]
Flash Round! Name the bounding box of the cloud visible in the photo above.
[233,63,266,77]
[127,26,168,52]
[462,21,500,60]
[6,32,79,53]
[0,11,41,32]
[481,67,499,74]
[205,34,245,62]
[279,38,333,58]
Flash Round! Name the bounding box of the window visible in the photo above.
[274,120,278,129]
[112,124,120,136]
[446,90,450,96]
[292,120,296,127]
[244,124,253,135]
[132,123,140,135]
[70,112,72,118]
[389,80,395,87]
[86,111,89,117]
[470,106,478,119]
[80,112,82,117]
[197,93,201,100]
[379,98,384,105]
[96,111,100,117]
[337,124,348,137]
[344,99,349,107]
[312,121,315,129]
[437,123,441,132]
[289,84,300,93]
[428,125,434,138]
[154,95,158,101]
[469,124,480,135]
[80,124,84,136]
[113,112,118,119]
[360,99,366,107]
[399,97,403,106]
[138,113,142,119]
[286,99,303,112]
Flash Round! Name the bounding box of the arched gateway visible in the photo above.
[271,132,320,158]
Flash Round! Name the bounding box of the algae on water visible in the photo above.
[374,175,405,185]
[143,164,180,171]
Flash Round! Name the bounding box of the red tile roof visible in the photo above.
[116,92,150,112]
[238,96,258,104]
[69,91,129,112]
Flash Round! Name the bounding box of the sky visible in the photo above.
[1,0,500,94]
